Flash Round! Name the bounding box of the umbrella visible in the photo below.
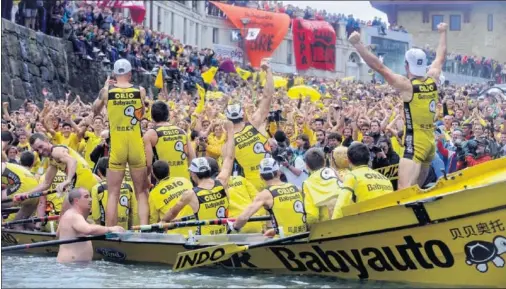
[262,76,287,89]
[287,85,321,102]
[219,59,236,73]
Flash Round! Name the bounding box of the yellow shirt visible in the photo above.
[91,180,137,230]
[52,132,80,151]
[266,183,308,236]
[153,125,190,180]
[148,176,194,236]
[332,165,394,219]
[83,131,101,168]
[302,167,339,224]
[194,180,229,235]
[227,176,263,233]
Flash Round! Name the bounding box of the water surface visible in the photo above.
[1,253,428,288]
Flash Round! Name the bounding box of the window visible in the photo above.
[171,12,175,35]
[213,28,219,44]
[487,14,493,31]
[183,19,188,44]
[432,15,444,31]
[449,15,461,31]
[157,6,162,32]
[287,40,292,65]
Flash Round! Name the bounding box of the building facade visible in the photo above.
[139,0,406,81]
[371,1,506,63]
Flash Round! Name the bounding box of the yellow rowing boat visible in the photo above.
[2,158,506,287]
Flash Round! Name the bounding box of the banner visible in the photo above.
[211,1,290,68]
[213,44,244,63]
[292,18,336,71]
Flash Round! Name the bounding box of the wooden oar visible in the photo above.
[1,233,117,252]
[172,231,310,272]
[2,215,60,226]
[132,215,271,231]
[2,190,56,204]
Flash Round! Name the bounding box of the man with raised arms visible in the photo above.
[348,23,448,189]
[57,187,124,263]
[226,59,274,191]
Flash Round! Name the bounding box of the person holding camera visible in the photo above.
[323,132,342,167]
[279,148,308,190]
[463,138,493,168]
[371,137,400,170]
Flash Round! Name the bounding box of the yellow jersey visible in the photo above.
[2,163,38,198]
[52,132,80,151]
[91,180,136,230]
[153,125,190,180]
[149,176,194,236]
[194,180,229,235]
[403,77,438,163]
[266,183,308,236]
[107,85,144,134]
[234,123,270,190]
[227,176,263,233]
[48,145,97,192]
[83,131,101,168]
[332,165,394,219]
[302,167,340,223]
[17,142,31,153]
[43,170,66,216]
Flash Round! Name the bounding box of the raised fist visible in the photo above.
[437,22,448,33]
[348,31,361,45]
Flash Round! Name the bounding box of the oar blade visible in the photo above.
[172,243,247,272]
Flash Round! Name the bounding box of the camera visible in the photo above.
[268,110,282,123]
[371,145,383,153]
[323,146,332,154]
[272,131,289,163]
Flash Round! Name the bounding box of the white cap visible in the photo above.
[405,48,427,77]
[113,59,132,75]
[259,158,280,174]
[189,157,211,173]
[225,103,244,120]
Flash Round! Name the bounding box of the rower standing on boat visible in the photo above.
[91,157,137,230]
[348,23,447,189]
[228,58,274,191]
[144,101,195,182]
[149,160,194,235]
[227,158,308,237]
[92,59,150,226]
[1,162,40,230]
[161,120,235,235]
[57,187,125,263]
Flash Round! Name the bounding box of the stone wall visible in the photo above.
[1,19,154,110]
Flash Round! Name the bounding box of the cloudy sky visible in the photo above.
[283,1,388,21]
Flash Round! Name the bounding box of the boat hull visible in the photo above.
[2,160,506,287]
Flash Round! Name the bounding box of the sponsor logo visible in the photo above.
[96,248,127,261]
[464,235,506,273]
[174,248,226,270]
[270,236,454,279]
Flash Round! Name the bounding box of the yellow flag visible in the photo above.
[235,67,251,81]
[195,84,206,114]
[202,67,218,84]
[154,67,164,89]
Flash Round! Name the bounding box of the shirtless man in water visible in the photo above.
[56,188,124,263]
